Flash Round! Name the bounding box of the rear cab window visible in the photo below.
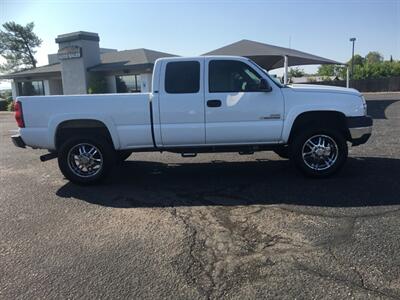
[165,61,200,94]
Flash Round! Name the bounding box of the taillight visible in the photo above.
[14,101,25,128]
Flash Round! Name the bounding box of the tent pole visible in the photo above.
[284,55,288,84]
[346,66,350,88]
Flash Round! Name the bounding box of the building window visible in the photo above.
[116,75,141,93]
[17,81,45,96]
[165,61,200,94]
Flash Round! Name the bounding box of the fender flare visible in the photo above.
[282,105,347,142]
[48,114,120,150]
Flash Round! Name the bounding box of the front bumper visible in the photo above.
[347,116,373,146]
[11,134,26,148]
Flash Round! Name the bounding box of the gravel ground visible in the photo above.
[1,93,400,299]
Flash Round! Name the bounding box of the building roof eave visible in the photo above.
[0,63,62,80]
[0,71,62,80]
[88,62,154,73]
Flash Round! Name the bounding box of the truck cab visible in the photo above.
[152,56,284,147]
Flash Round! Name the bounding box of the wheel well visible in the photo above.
[55,119,114,150]
[289,111,350,143]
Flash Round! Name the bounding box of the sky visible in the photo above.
[0,0,399,89]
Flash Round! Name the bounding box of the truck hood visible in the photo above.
[286,84,361,96]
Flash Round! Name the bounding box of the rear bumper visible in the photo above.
[11,134,26,148]
[347,116,373,146]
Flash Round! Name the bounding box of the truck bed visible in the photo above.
[18,93,153,150]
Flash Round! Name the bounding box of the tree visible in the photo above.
[365,51,383,64]
[349,54,365,66]
[317,64,335,76]
[0,22,42,73]
[315,52,399,80]
[289,67,305,77]
[352,60,400,79]
[317,64,346,79]
[0,89,12,99]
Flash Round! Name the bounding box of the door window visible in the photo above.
[209,60,262,93]
[165,61,200,94]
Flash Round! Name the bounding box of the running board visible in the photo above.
[239,151,254,155]
[181,153,197,158]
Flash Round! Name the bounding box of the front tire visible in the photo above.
[58,136,115,185]
[289,128,348,178]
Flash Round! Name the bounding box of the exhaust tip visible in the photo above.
[40,152,58,162]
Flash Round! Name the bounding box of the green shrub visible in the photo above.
[6,99,14,111]
[88,74,108,94]
[0,99,7,111]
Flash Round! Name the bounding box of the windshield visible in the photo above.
[247,59,284,88]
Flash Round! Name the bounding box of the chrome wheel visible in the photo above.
[67,143,103,177]
[302,135,338,171]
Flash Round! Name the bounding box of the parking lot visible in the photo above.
[1,93,400,299]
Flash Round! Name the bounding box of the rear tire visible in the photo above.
[289,128,348,178]
[58,135,116,185]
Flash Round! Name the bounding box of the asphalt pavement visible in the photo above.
[1,93,400,299]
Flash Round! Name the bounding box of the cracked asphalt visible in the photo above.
[1,92,400,299]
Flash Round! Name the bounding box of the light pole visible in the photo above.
[349,37,356,79]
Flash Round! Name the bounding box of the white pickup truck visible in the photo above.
[12,56,372,184]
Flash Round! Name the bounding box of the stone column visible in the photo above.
[55,31,101,95]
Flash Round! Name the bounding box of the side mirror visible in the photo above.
[259,78,272,92]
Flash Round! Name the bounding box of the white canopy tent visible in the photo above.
[203,39,348,86]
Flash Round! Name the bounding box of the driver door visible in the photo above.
[204,58,284,144]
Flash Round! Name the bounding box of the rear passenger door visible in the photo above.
[159,58,205,146]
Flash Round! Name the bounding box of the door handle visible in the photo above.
[207,99,222,107]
